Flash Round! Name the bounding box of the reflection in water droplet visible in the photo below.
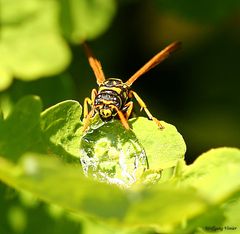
[79,120,147,187]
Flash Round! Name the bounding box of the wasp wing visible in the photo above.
[83,43,105,85]
[125,41,181,86]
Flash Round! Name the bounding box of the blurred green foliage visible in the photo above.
[0,0,70,86]
[0,0,240,233]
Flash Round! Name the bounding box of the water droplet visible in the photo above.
[79,120,148,187]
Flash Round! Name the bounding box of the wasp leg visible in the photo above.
[82,89,98,132]
[129,90,164,129]
[111,105,130,130]
[124,101,134,120]
[83,97,92,119]
[83,89,97,118]
[82,109,95,132]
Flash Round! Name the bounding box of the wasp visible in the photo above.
[82,41,180,132]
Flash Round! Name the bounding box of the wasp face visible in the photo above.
[97,105,115,121]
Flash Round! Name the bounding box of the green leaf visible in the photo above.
[0,153,209,232]
[222,196,240,232]
[131,118,186,170]
[0,93,13,118]
[177,148,240,203]
[0,0,71,83]
[59,0,117,43]
[0,95,45,161]
[0,154,129,220]
[0,67,13,91]
[124,186,208,233]
[0,108,3,122]
[167,148,240,233]
[41,100,83,161]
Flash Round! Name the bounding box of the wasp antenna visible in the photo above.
[82,42,105,85]
[125,41,181,86]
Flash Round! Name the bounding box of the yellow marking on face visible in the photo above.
[100,109,112,118]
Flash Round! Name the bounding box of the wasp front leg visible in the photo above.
[111,105,130,130]
[124,101,134,120]
[82,89,98,132]
[83,89,97,118]
[129,90,164,129]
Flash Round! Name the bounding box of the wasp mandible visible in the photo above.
[82,41,180,132]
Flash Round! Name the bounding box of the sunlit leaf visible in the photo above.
[0,154,129,220]
[0,67,13,91]
[0,0,71,83]
[177,148,240,203]
[59,0,117,43]
[41,100,83,161]
[0,153,209,233]
[0,95,45,161]
[222,197,240,232]
[131,118,186,170]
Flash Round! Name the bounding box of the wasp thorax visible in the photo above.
[102,78,124,87]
